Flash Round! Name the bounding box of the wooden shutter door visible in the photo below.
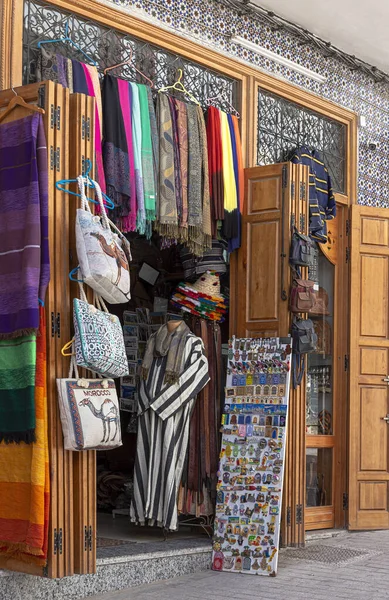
[349,205,389,529]
[232,162,309,547]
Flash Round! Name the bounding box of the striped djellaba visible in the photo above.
[130,334,210,531]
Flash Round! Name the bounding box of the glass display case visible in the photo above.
[306,244,335,525]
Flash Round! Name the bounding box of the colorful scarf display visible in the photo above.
[0,308,49,565]
[130,83,146,235]
[0,113,50,339]
[206,106,224,235]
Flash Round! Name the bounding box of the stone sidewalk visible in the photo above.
[86,530,389,600]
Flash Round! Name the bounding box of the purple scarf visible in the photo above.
[0,113,50,337]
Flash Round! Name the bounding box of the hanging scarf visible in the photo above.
[0,113,50,338]
[173,99,189,230]
[129,83,146,235]
[0,308,49,565]
[141,321,190,385]
[147,87,159,219]
[232,115,244,214]
[206,107,224,237]
[138,85,156,229]
[102,75,132,228]
[197,106,212,250]
[227,113,241,252]
[187,104,203,254]
[157,93,178,237]
[220,111,238,241]
[36,48,68,87]
[119,78,137,231]
[168,96,183,232]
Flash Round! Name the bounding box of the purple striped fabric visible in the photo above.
[0,113,50,337]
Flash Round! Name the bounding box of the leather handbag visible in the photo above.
[57,355,122,451]
[291,318,317,355]
[290,228,315,268]
[76,175,131,304]
[73,284,129,378]
[289,277,316,313]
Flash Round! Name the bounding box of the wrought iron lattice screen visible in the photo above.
[23,0,239,113]
[257,89,346,193]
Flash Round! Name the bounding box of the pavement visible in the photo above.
[86,529,389,600]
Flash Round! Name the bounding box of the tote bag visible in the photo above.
[74,284,129,378]
[76,175,131,304]
[57,356,122,451]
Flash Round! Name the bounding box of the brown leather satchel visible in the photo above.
[289,278,316,314]
[309,286,330,316]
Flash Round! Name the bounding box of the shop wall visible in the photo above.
[108,0,389,207]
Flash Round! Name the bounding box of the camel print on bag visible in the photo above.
[75,175,131,304]
[79,397,119,443]
[56,377,122,450]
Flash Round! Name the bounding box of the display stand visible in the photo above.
[212,337,292,576]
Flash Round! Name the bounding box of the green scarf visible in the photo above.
[138,84,156,228]
[0,334,37,443]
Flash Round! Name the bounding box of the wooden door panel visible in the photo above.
[349,205,389,529]
[360,387,388,471]
[247,221,279,322]
[360,256,388,338]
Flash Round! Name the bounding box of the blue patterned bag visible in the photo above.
[73,285,129,378]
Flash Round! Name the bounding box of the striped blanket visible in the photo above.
[0,335,36,443]
[0,113,50,339]
[0,308,49,565]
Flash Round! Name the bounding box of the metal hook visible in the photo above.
[11,87,17,96]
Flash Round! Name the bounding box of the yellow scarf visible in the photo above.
[220,111,237,213]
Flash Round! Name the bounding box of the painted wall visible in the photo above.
[110,0,389,207]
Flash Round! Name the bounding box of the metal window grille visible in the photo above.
[257,88,346,193]
[23,0,239,113]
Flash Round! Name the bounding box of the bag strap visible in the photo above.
[292,352,305,389]
[77,175,93,213]
[69,352,80,380]
[92,177,110,230]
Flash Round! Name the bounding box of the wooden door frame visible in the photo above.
[0,0,358,571]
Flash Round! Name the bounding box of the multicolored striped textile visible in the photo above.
[0,308,49,565]
[0,113,50,339]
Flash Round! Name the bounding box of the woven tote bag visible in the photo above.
[73,284,129,378]
[76,175,131,304]
[57,356,122,451]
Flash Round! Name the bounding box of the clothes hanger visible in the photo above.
[158,69,200,105]
[206,88,240,118]
[37,20,97,67]
[104,47,154,88]
[56,159,115,210]
[0,87,45,124]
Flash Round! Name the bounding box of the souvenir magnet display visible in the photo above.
[212,336,292,577]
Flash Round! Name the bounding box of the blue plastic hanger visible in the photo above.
[56,159,115,210]
[69,266,84,282]
[37,21,97,67]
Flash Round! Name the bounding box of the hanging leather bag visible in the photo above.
[309,286,330,316]
[291,318,317,355]
[289,228,315,268]
[289,277,316,313]
[76,176,132,304]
